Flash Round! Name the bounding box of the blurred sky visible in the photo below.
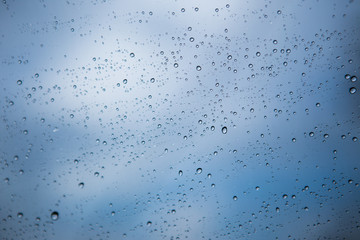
[1,0,360,239]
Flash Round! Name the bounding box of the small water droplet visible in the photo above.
[51,211,59,221]
[349,87,357,94]
[221,126,228,134]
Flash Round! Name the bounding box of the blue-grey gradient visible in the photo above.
[1,0,360,239]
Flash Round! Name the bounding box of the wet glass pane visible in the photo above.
[1,0,359,239]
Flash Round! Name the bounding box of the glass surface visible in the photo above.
[1,0,359,239]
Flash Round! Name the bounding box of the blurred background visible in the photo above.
[0,0,359,239]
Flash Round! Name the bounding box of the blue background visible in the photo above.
[1,0,360,239]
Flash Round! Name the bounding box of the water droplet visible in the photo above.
[147,221,152,226]
[222,126,228,134]
[309,132,314,137]
[150,78,155,83]
[352,137,358,142]
[17,80,22,85]
[349,87,357,94]
[123,79,128,84]
[196,66,202,71]
[292,138,296,142]
[196,168,202,174]
[178,170,183,176]
[78,182,84,188]
[17,212,23,218]
[282,194,288,199]
[256,52,261,57]
[130,53,135,57]
[277,10,282,14]
[255,186,260,191]
[233,196,238,201]
[351,76,357,82]
[51,211,59,221]
[174,63,179,68]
